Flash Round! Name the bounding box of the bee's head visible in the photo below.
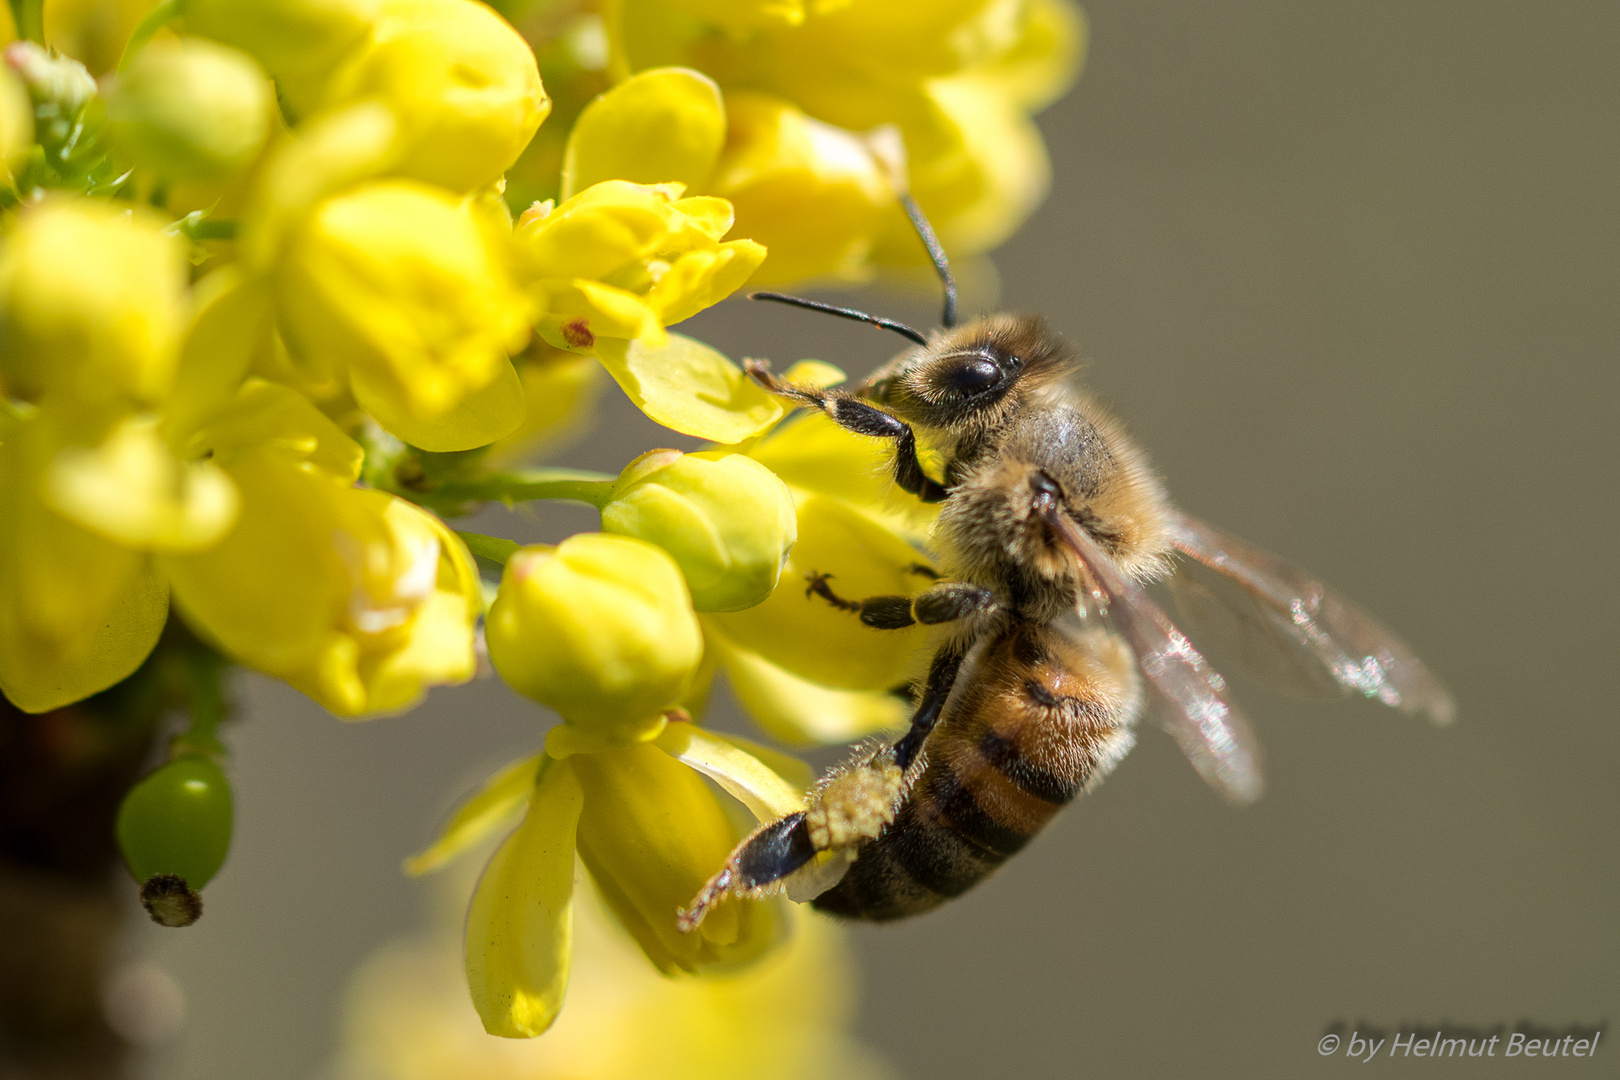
[859,314,1077,443]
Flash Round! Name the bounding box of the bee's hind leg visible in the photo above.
[678,744,907,932]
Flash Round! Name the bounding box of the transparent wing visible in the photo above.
[1166,511,1455,725]
[1161,558,1350,700]
[1041,508,1264,804]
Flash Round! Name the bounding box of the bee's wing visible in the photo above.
[1042,509,1265,804]
[1161,558,1351,700]
[1167,512,1455,726]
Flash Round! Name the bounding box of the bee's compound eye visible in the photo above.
[944,354,1002,396]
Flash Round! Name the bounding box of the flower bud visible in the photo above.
[105,37,274,181]
[320,0,549,192]
[181,0,382,118]
[0,197,187,406]
[572,742,778,974]
[601,450,796,612]
[273,179,532,452]
[486,534,701,737]
[115,755,234,926]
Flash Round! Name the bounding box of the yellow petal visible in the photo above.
[319,0,550,192]
[593,333,782,444]
[707,624,909,746]
[404,754,542,876]
[241,102,401,270]
[707,494,931,691]
[644,240,767,327]
[464,756,582,1039]
[348,354,527,453]
[572,743,778,975]
[190,378,363,480]
[483,346,604,467]
[534,280,664,350]
[561,67,725,199]
[163,267,275,448]
[654,723,806,820]
[0,414,168,712]
[706,92,891,286]
[0,197,188,406]
[749,411,938,537]
[46,413,240,554]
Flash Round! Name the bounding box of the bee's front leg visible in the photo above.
[745,360,950,503]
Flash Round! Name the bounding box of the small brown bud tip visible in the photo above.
[140,874,203,927]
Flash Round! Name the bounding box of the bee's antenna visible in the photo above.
[749,292,929,347]
[899,193,957,329]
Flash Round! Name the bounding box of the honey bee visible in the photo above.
[678,199,1454,929]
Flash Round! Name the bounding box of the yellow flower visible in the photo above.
[162,380,481,716]
[571,742,779,975]
[0,409,170,713]
[104,36,276,182]
[516,180,764,351]
[318,0,550,193]
[273,178,533,452]
[603,0,1084,282]
[182,0,382,118]
[706,92,893,286]
[485,533,701,744]
[0,197,188,407]
[341,875,891,1080]
[600,449,796,612]
[415,724,805,1038]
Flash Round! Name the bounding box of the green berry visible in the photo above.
[116,755,234,901]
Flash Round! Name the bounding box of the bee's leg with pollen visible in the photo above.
[680,634,982,930]
[804,575,997,631]
[678,745,907,932]
[745,360,950,503]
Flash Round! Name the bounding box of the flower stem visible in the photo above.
[434,467,616,509]
[456,531,522,567]
[172,644,227,758]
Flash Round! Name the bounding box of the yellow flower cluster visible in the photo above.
[568,0,1086,283]
[0,0,1083,1049]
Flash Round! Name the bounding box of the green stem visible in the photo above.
[117,0,181,72]
[455,531,522,567]
[173,646,227,758]
[435,467,617,509]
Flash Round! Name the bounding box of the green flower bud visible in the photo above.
[105,37,274,181]
[601,450,797,613]
[115,755,234,927]
[486,534,702,738]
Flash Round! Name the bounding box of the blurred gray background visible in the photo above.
[133,1,1617,1076]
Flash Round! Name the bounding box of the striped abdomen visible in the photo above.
[811,623,1140,921]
